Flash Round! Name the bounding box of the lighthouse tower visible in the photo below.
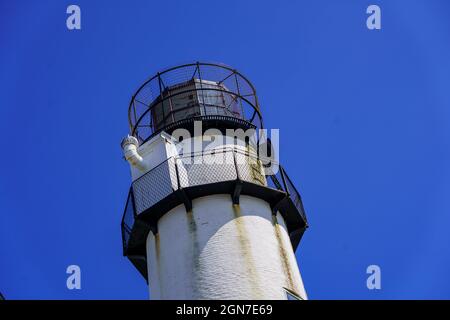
[120,62,308,300]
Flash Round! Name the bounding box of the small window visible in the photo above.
[284,288,303,300]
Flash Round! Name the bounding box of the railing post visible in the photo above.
[279,166,290,197]
[157,72,167,129]
[196,62,207,115]
[233,149,241,181]
[174,157,181,190]
[232,149,243,205]
[174,156,192,212]
[130,187,138,219]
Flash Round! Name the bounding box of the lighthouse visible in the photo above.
[120,62,308,300]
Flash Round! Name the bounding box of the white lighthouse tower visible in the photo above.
[121,62,308,300]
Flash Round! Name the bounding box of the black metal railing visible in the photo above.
[128,62,263,143]
[121,148,306,253]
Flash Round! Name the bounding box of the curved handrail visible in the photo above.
[128,62,263,141]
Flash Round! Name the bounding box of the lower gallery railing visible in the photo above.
[121,147,308,258]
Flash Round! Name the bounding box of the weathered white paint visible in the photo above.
[146,194,307,300]
[123,132,178,182]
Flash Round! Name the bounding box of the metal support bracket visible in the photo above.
[231,179,243,205]
[177,188,193,212]
[135,218,157,236]
[271,195,288,216]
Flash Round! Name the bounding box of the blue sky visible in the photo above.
[1,0,450,299]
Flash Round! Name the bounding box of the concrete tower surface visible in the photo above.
[121,62,308,300]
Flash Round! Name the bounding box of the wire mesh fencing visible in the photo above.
[121,147,305,252]
[128,63,263,143]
